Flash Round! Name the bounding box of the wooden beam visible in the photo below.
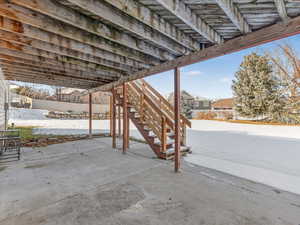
[0,12,161,67]
[148,0,223,43]
[215,0,251,33]
[122,83,128,154]
[88,15,300,93]
[112,89,116,148]
[0,62,114,83]
[4,1,175,61]
[89,93,92,138]
[1,67,105,85]
[0,16,150,70]
[102,0,200,51]
[274,0,290,22]
[0,29,134,74]
[174,67,181,172]
[0,57,115,81]
[4,73,94,89]
[58,0,194,55]
[0,39,122,77]
[0,49,119,79]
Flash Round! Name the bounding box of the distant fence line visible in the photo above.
[32,98,109,114]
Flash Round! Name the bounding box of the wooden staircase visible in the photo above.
[115,79,191,160]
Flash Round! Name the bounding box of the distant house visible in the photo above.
[167,90,211,110]
[56,88,110,104]
[193,96,211,110]
[80,91,110,104]
[56,88,83,103]
[10,94,32,109]
[212,98,234,110]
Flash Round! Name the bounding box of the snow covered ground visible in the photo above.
[186,120,300,195]
[9,109,300,195]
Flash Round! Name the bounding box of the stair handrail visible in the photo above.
[129,81,187,145]
[139,79,191,128]
[129,82,174,129]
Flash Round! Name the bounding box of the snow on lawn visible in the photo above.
[9,109,300,195]
[186,120,300,195]
[10,108,49,120]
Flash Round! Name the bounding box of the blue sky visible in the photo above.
[145,34,300,99]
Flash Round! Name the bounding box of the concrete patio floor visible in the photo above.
[0,138,300,225]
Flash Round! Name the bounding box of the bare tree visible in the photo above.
[266,44,300,123]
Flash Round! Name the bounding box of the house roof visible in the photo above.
[212,98,234,109]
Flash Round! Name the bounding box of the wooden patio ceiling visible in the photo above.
[1,0,300,89]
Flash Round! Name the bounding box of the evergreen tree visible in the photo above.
[232,53,287,120]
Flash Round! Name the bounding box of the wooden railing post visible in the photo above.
[140,82,145,122]
[161,116,167,153]
[182,121,187,146]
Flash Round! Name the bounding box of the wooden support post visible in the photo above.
[109,95,113,137]
[126,112,130,149]
[118,105,121,138]
[112,89,116,148]
[89,93,92,138]
[174,67,181,172]
[122,83,128,153]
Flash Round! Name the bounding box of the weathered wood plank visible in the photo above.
[101,0,200,50]
[0,50,119,79]
[146,0,223,43]
[0,62,115,83]
[0,16,150,70]
[57,0,195,55]
[274,0,290,22]
[215,0,251,33]
[0,39,122,77]
[4,1,175,61]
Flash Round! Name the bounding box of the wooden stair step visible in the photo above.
[165,146,191,155]
[143,126,151,131]
[154,138,174,145]
[148,131,174,138]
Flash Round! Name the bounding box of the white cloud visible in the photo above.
[183,70,202,76]
[219,77,232,84]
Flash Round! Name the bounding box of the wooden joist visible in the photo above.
[57,0,196,55]
[147,0,223,44]
[215,0,251,33]
[3,1,175,61]
[101,0,201,51]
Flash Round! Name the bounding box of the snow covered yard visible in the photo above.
[186,120,300,195]
[9,109,300,195]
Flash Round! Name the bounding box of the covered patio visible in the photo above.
[2,0,300,171]
[1,137,300,224]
